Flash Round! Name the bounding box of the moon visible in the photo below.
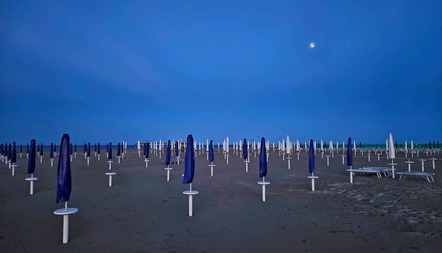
[309,42,315,48]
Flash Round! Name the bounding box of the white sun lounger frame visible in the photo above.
[396,171,435,183]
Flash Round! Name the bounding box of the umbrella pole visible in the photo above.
[311,173,315,191]
[349,166,353,183]
[262,177,266,202]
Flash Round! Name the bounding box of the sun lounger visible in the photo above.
[346,167,392,178]
[396,171,435,183]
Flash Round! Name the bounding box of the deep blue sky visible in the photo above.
[1,0,441,144]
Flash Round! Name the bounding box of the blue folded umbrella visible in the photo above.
[28,140,36,174]
[347,137,353,166]
[56,134,72,203]
[259,138,267,178]
[243,138,248,160]
[50,143,54,158]
[166,140,171,166]
[108,142,112,160]
[309,139,315,173]
[182,135,195,184]
[209,140,214,162]
[11,142,16,163]
[97,143,101,154]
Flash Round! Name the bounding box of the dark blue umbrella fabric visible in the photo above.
[143,143,147,158]
[56,134,72,203]
[243,138,248,160]
[50,143,54,158]
[182,135,195,184]
[40,143,43,156]
[108,142,112,160]
[28,139,36,174]
[11,142,16,163]
[20,144,23,153]
[347,137,353,166]
[27,143,29,154]
[87,143,91,157]
[97,143,101,154]
[259,138,267,178]
[8,144,11,160]
[84,143,87,153]
[175,142,179,157]
[117,143,121,156]
[309,139,315,173]
[209,140,214,162]
[166,140,171,166]
[74,144,77,152]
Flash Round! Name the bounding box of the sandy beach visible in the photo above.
[1,148,441,252]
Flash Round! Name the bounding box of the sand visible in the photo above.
[1,148,441,252]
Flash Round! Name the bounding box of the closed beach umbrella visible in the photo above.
[56,134,72,203]
[429,141,432,149]
[182,135,195,184]
[347,138,353,166]
[40,143,43,157]
[50,143,54,158]
[83,143,87,154]
[209,140,214,162]
[117,143,121,157]
[309,139,315,173]
[388,133,395,159]
[11,142,16,163]
[243,138,248,160]
[27,143,29,154]
[20,144,23,153]
[97,143,100,154]
[87,143,91,157]
[144,143,148,158]
[74,144,77,153]
[54,144,57,152]
[94,143,97,152]
[166,140,171,166]
[259,138,267,178]
[175,141,179,157]
[6,144,9,160]
[108,142,112,160]
[28,140,36,174]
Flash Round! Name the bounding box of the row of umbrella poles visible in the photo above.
[144,135,327,217]
[5,135,79,244]
[3,134,438,244]
[1,138,130,244]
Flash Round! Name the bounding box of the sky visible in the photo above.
[1,0,441,145]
